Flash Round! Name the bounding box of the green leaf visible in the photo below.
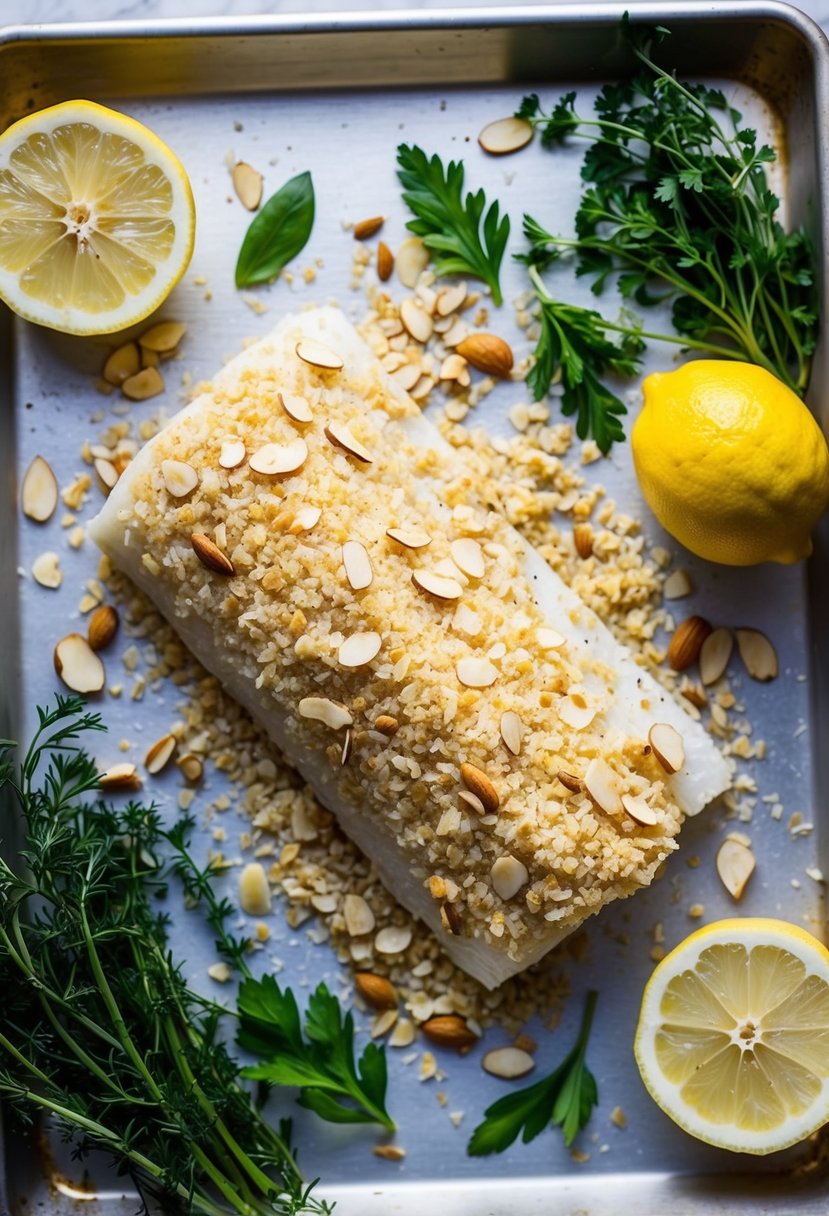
[234,170,314,288]
[396,144,509,305]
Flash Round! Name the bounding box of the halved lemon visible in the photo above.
[0,100,194,335]
[635,918,829,1154]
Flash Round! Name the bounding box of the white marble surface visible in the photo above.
[0,0,826,33]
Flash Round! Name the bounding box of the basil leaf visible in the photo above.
[235,170,314,288]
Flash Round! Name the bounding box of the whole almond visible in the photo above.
[460,762,499,814]
[422,1014,479,1051]
[667,615,712,671]
[455,333,514,378]
[355,972,398,1010]
[353,215,385,240]
[573,523,593,559]
[377,241,394,282]
[87,604,119,651]
[374,714,399,736]
[191,533,235,576]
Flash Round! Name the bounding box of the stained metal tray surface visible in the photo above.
[2,4,829,1214]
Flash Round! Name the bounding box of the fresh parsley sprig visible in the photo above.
[468,990,599,1156]
[396,144,509,305]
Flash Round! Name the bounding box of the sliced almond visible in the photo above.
[353,215,385,240]
[377,241,394,282]
[161,459,198,498]
[396,236,430,288]
[54,634,105,694]
[239,862,272,916]
[557,770,583,794]
[621,793,661,827]
[456,657,498,688]
[342,540,373,590]
[490,854,529,901]
[140,321,187,354]
[680,680,708,711]
[735,628,778,682]
[100,762,141,792]
[102,341,141,386]
[295,338,344,371]
[374,925,412,955]
[436,282,468,316]
[412,569,463,600]
[558,691,596,731]
[338,631,381,668]
[21,455,58,523]
[648,723,685,774]
[478,116,534,156]
[94,457,119,494]
[458,789,486,816]
[449,538,485,579]
[663,568,694,600]
[249,438,308,476]
[232,161,263,211]
[177,753,204,783]
[439,353,471,385]
[400,297,434,344]
[716,838,756,901]
[499,711,523,757]
[344,895,376,937]
[87,604,119,650]
[422,1014,479,1050]
[584,758,623,815]
[355,971,397,1008]
[145,733,177,775]
[324,421,372,463]
[482,1046,536,1079]
[122,366,165,401]
[32,551,62,589]
[667,615,712,671]
[455,333,514,378]
[573,523,594,559]
[191,533,234,576]
[298,696,352,729]
[219,439,246,470]
[389,1018,415,1048]
[340,728,353,766]
[291,505,322,533]
[699,627,734,686]
[374,715,399,736]
[537,627,565,651]
[391,361,422,392]
[460,762,499,814]
[386,527,431,550]
[279,391,313,424]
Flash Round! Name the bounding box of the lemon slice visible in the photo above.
[635,918,829,1154]
[0,100,194,335]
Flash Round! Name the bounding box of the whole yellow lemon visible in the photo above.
[632,361,829,565]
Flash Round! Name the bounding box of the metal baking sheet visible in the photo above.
[2,4,829,1213]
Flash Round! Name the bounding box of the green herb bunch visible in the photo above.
[0,699,329,1216]
[519,21,818,448]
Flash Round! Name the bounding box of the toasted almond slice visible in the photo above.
[324,422,373,463]
[386,527,431,550]
[482,1046,536,1079]
[249,438,308,476]
[177,753,204,783]
[648,722,685,774]
[400,297,434,344]
[353,215,385,240]
[122,366,165,401]
[455,333,513,378]
[94,457,119,493]
[491,854,529,901]
[499,710,523,756]
[100,762,140,792]
[456,656,498,688]
[460,762,499,814]
[412,569,463,600]
[436,282,468,316]
[344,897,376,937]
[458,789,487,816]
[716,837,756,901]
[291,505,321,533]
[191,533,234,576]
[663,568,694,600]
[621,793,661,827]
[102,341,141,385]
[377,241,394,282]
[557,770,583,794]
[54,634,105,694]
[478,116,534,155]
[219,438,246,470]
[735,628,778,682]
[450,538,485,579]
[584,758,623,815]
[296,338,343,371]
[32,551,62,589]
[145,733,177,775]
[21,455,58,523]
[299,696,352,729]
[279,391,313,424]
[342,540,373,590]
[161,459,198,498]
[339,631,381,668]
[87,604,119,650]
[396,236,430,288]
[699,627,734,686]
[558,690,596,730]
[140,321,187,353]
[232,161,263,211]
[537,627,565,651]
[239,862,272,916]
